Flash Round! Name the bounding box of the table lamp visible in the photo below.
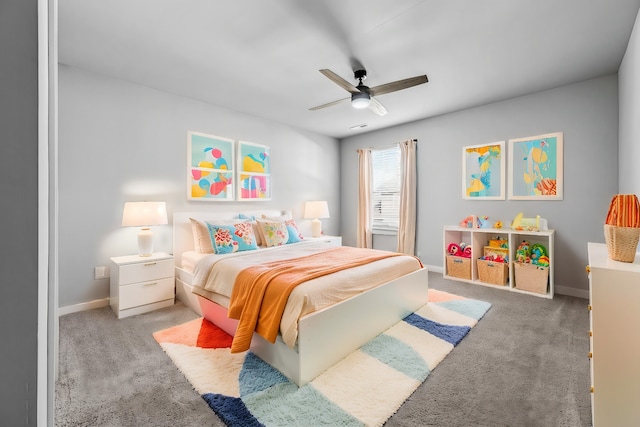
[304,201,330,237]
[121,201,168,256]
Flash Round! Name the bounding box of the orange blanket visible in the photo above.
[227,246,417,353]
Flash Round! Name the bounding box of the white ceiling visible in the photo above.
[58,0,640,139]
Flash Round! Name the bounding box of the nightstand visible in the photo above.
[110,252,175,319]
[305,235,342,247]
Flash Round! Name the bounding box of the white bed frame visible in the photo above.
[173,210,429,386]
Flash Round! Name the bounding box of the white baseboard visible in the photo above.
[425,264,443,274]
[58,298,110,317]
[554,285,589,300]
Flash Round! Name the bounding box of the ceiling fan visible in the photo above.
[309,68,428,116]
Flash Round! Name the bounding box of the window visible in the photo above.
[371,145,400,232]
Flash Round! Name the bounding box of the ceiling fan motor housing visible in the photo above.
[354,69,367,81]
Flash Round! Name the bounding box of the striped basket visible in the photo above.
[604,194,640,262]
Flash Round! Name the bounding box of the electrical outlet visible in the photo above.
[94,266,108,279]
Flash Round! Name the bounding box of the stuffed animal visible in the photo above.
[516,240,531,263]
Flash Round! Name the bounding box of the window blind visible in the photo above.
[371,145,400,231]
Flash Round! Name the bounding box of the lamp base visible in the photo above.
[310,219,322,238]
[138,228,154,257]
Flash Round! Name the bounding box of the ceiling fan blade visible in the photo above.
[369,75,428,97]
[319,69,361,94]
[368,97,388,116]
[309,96,350,111]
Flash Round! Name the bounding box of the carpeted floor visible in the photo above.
[55,272,592,426]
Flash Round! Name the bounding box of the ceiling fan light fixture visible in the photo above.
[351,91,370,109]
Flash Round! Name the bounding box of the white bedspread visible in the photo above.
[189,242,423,348]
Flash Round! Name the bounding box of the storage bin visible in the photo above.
[604,194,640,262]
[477,259,508,286]
[513,262,549,294]
[446,255,471,280]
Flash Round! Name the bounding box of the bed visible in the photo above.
[173,210,429,386]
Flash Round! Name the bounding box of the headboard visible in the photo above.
[172,210,286,267]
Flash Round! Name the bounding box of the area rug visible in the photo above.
[153,289,491,427]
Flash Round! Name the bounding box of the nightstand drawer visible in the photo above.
[119,277,174,310]
[118,259,173,285]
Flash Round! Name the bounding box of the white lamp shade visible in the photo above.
[122,202,168,227]
[304,201,330,220]
[122,201,167,256]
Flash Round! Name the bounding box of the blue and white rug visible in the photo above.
[154,289,491,426]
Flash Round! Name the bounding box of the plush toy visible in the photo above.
[516,240,531,263]
[530,244,548,266]
[447,243,462,256]
[494,220,503,229]
[448,242,472,258]
[477,216,491,228]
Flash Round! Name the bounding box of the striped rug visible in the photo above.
[153,289,491,427]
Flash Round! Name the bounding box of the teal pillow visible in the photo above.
[206,222,258,254]
[285,219,303,243]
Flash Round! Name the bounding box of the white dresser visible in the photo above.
[110,252,175,319]
[587,242,640,426]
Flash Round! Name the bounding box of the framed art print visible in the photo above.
[508,132,563,200]
[187,131,235,201]
[237,140,271,201]
[462,141,505,200]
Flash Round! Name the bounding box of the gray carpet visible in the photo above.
[55,272,591,426]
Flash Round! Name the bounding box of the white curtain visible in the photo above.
[356,148,373,249]
[397,139,417,255]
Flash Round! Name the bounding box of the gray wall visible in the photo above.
[340,75,619,297]
[58,65,340,308]
[0,0,39,424]
[619,10,640,194]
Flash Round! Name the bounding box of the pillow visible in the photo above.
[262,212,292,222]
[206,222,258,254]
[284,218,303,243]
[256,219,289,247]
[189,218,214,253]
[237,214,264,247]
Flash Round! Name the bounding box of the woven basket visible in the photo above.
[604,224,640,263]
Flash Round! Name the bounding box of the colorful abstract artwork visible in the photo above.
[187,131,234,201]
[509,132,563,200]
[462,141,505,200]
[237,141,271,201]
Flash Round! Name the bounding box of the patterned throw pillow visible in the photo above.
[206,222,258,254]
[285,218,304,243]
[257,220,289,247]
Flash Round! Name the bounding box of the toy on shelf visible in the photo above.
[515,240,531,263]
[530,243,549,266]
[459,215,493,229]
[459,215,476,228]
[477,216,491,228]
[511,212,548,231]
[447,242,472,258]
[489,236,508,248]
[494,220,503,229]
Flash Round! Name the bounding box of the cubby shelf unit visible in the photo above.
[443,226,555,299]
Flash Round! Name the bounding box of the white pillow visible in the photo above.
[189,218,214,253]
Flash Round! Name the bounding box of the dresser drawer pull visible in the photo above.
[585,265,590,274]
[144,282,158,286]
[590,386,594,393]
[588,352,592,359]
[143,262,157,267]
[587,305,592,311]
[589,331,593,337]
